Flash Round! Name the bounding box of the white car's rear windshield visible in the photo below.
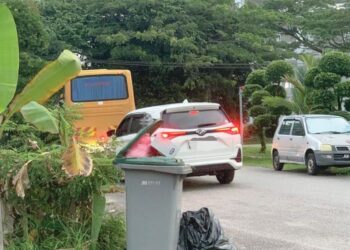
[306,117,350,134]
[162,109,230,129]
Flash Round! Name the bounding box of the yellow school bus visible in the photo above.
[65,69,135,143]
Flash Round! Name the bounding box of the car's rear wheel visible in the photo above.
[306,152,319,175]
[216,170,235,184]
[272,150,284,171]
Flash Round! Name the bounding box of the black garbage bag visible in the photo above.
[177,207,236,250]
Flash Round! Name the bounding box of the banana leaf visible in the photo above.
[62,138,93,177]
[90,193,106,250]
[0,4,19,114]
[7,50,81,119]
[21,101,59,134]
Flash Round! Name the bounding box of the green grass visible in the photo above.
[243,144,304,171]
[5,215,126,250]
[243,144,350,175]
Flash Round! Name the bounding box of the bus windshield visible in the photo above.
[71,75,128,102]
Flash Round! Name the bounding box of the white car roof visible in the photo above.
[282,114,343,119]
[127,102,221,120]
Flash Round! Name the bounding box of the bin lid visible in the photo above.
[115,157,192,175]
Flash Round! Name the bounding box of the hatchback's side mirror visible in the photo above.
[107,129,116,137]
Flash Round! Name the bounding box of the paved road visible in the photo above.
[107,166,350,250]
[182,167,350,250]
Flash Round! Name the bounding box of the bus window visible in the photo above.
[71,75,128,102]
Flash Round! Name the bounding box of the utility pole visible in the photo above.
[239,86,244,147]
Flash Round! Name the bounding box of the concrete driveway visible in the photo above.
[107,166,350,249]
[182,167,350,250]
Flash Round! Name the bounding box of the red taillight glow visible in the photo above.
[161,131,186,139]
[189,110,199,116]
[215,126,239,135]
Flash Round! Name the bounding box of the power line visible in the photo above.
[88,59,257,69]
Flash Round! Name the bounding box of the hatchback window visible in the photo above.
[278,119,293,135]
[116,117,131,136]
[162,109,230,129]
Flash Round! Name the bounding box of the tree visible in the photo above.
[238,0,350,53]
[318,51,350,77]
[245,60,294,152]
[37,0,292,119]
[287,52,350,112]
[3,0,50,91]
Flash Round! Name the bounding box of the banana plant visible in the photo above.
[0,4,18,248]
[0,3,93,184]
[0,5,96,248]
[0,4,18,119]
[0,49,82,136]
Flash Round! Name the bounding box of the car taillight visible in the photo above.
[161,131,186,139]
[215,126,239,135]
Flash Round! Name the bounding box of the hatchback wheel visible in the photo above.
[216,170,235,184]
[306,152,319,175]
[272,150,284,171]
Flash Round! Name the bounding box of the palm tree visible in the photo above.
[284,54,320,114]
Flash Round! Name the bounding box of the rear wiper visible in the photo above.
[197,123,217,128]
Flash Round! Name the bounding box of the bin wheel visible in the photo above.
[216,170,235,184]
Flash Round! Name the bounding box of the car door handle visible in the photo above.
[289,138,293,141]
[277,137,280,140]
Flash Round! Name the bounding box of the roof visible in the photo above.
[281,114,344,119]
[127,102,220,120]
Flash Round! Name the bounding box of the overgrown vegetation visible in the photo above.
[0,4,126,249]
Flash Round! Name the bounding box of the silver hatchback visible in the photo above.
[272,114,350,175]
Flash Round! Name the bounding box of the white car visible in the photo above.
[113,102,242,184]
[272,114,350,175]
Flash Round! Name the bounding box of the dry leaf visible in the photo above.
[28,139,39,150]
[62,138,93,177]
[12,160,32,199]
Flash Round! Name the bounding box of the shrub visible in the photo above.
[249,105,268,117]
[245,69,268,87]
[243,123,256,139]
[318,51,350,77]
[262,96,293,116]
[264,84,286,98]
[242,84,263,98]
[309,108,330,114]
[251,90,271,105]
[313,72,341,89]
[266,60,294,83]
[335,81,350,99]
[311,90,336,110]
[0,147,123,249]
[344,99,350,111]
[304,67,321,88]
[253,114,275,128]
[98,215,126,250]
